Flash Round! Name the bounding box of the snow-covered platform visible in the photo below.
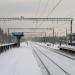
[0,42,42,75]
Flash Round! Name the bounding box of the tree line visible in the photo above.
[0,28,12,44]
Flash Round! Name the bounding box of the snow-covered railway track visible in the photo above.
[36,43,75,61]
[32,45,70,75]
[32,46,51,75]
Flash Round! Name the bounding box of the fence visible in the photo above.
[0,43,17,53]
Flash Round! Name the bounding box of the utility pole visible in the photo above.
[53,28,55,44]
[55,32,57,43]
[66,28,67,37]
[45,32,46,43]
[8,28,9,35]
[70,19,73,44]
[66,28,67,44]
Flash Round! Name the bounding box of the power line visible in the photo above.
[40,0,50,17]
[47,0,63,17]
[39,0,63,26]
[33,0,42,28]
[34,0,42,18]
[34,0,50,28]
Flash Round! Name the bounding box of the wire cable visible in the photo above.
[39,0,63,26]
[35,0,50,28]
[47,0,63,17]
[35,0,42,18]
[40,0,50,17]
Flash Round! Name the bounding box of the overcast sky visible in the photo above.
[0,0,75,36]
[0,0,75,18]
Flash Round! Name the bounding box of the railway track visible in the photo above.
[31,46,51,75]
[31,44,70,75]
[35,43,75,61]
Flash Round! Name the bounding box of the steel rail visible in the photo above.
[33,45,69,75]
[31,46,51,75]
[37,43,75,61]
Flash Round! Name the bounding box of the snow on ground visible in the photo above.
[34,43,75,75]
[35,42,59,49]
[48,44,59,49]
[0,42,42,75]
[36,42,75,50]
[59,44,75,51]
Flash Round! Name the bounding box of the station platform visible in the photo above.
[0,42,42,75]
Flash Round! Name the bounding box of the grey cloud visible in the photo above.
[0,0,37,17]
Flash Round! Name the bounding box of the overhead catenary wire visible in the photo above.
[39,0,63,26]
[34,0,42,18]
[34,0,50,28]
[33,0,42,29]
[39,0,50,17]
[47,0,63,17]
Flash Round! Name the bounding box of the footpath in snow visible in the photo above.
[0,42,42,75]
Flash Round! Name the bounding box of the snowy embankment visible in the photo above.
[36,42,75,51]
[0,42,42,75]
[33,43,75,75]
[35,42,59,49]
[58,44,75,51]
